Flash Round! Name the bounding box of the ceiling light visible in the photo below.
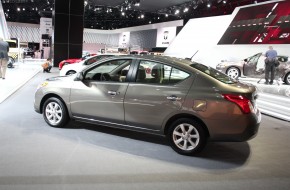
[175,9,180,15]
[165,14,168,17]
[183,7,189,12]
[141,14,144,18]
[207,3,211,8]
[121,12,125,16]
[223,0,227,4]
[149,21,152,24]
[17,8,20,11]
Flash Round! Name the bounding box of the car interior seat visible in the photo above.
[136,66,146,82]
[119,69,128,82]
[150,65,163,83]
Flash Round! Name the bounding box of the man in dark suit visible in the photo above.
[0,37,9,80]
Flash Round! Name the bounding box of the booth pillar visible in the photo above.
[52,0,84,67]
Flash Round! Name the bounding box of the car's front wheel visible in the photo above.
[66,70,76,75]
[285,73,290,85]
[167,118,207,156]
[226,67,240,79]
[42,97,69,128]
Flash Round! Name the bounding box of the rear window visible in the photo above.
[190,62,237,84]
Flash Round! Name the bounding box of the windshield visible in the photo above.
[190,62,237,84]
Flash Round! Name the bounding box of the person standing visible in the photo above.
[264,46,278,85]
[0,37,9,80]
[41,48,44,59]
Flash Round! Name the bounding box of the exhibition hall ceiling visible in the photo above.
[2,0,273,30]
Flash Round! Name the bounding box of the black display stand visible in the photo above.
[52,0,84,67]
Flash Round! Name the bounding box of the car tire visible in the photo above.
[284,73,290,85]
[7,57,15,68]
[66,70,76,75]
[167,118,207,156]
[226,67,240,79]
[42,97,69,128]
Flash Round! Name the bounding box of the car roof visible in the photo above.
[108,55,194,67]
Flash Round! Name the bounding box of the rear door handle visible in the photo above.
[167,95,181,101]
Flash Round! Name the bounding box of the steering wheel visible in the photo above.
[101,73,111,81]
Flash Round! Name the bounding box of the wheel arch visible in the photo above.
[66,70,77,75]
[40,94,69,115]
[163,113,210,138]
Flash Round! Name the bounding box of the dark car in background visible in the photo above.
[216,53,290,84]
[23,48,35,58]
[34,56,261,155]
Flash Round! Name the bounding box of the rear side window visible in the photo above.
[136,60,190,84]
[190,62,236,84]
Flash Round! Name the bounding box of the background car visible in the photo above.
[59,53,125,76]
[216,53,290,84]
[23,48,35,58]
[58,51,97,70]
[35,56,261,156]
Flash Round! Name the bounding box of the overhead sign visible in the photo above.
[156,27,176,47]
[40,17,52,36]
[119,32,130,48]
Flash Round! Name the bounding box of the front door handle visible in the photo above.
[108,91,118,96]
[167,95,181,101]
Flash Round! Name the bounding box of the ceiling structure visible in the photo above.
[2,0,273,30]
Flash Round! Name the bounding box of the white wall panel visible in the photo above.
[7,22,40,43]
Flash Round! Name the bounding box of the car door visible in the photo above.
[70,58,135,124]
[124,60,193,132]
[243,53,262,77]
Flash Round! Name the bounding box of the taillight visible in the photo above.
[223,94,253,114]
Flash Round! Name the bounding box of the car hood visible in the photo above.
[46,74,76,82]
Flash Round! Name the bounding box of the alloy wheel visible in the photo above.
[227,67,240,79]
[172,123,200,151]
[45,102,63,125]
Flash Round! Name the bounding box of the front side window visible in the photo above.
[136,60,190,84]
[84,59,132,82]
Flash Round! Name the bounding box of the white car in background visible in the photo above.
[59,53,125,76]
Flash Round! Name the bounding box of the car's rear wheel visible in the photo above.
[285,73,290,85]
[167,118,207,156]
[226,67,240,79]
[43,97,69,128]
[66,70,76,75]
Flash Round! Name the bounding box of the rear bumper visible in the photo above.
[207,109,261,142]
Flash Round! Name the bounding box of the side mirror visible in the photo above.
[75,72,84,81]
[244,59,248,62]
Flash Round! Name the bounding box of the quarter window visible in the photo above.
[136,61,190,84]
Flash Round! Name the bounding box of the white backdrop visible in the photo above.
[164,0,290,67]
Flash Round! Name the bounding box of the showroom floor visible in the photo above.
[0,65,290,190]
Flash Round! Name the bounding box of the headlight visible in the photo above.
[217,63,227,68]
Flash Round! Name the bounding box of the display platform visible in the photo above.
[0,61,42,103]
[239,77,290,121]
